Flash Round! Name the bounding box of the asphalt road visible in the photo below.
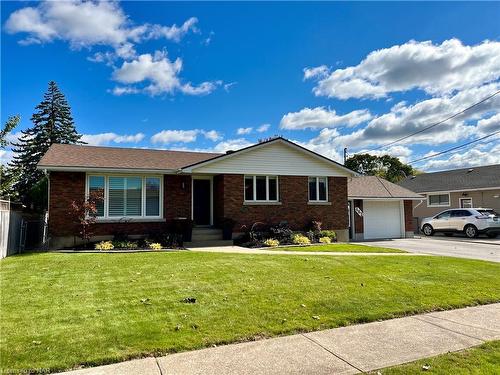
[358,237,500,263]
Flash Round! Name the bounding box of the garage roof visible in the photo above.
[348,176,423,200]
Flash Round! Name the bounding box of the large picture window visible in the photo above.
[244,176,279,202]
[87,175,162,219]
[309,177,328,202]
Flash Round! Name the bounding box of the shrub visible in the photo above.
[269,222,293,243]
[320,230,337,241]
[112,241,138,249]
[263,238,280,247]
[149,242,162,250]
[292,233,310,245]
[95,241,114,251]
[319,236,331,244]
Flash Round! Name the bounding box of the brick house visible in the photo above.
[38,137,416,248]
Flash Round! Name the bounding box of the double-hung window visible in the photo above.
[87,175,162,219]
[308,177,328,202]
[244,176,278,202]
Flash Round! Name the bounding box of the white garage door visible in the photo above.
[363,201,402,240]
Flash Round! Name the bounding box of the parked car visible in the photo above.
[421,208,500,239]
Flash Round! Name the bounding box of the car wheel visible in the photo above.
[422,224,434,236]
[464,225,479,238]
[487,233,498,238]
[444,232,453,237]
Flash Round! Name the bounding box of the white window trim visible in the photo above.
[244,175,279,202]
[427,192,451,207]
[308,176,329,202]
[459,197,473,208]
[86,173,163,221]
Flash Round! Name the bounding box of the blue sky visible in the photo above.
[2,1,500,171]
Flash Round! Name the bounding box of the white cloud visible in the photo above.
[146,17,199,42]
[0,150,14,166]
[150,129,223,144]
[81,132,145,146]
[5,1,198,51]
[151,130,199,144]
[202,130,223,142]
[110,86,140,96]
[223,82,237,92]
[294,129,343,162]
[212,138,253,152]
[237,127,253,135]
[112,51,220,96]
[5,2,217,98]
[280,107,372,130]
[358,145,414,163]
[257,123,270,133]
[303,65,329,80]
[324,83,500,151]
[421,142,500,171]
[476,113,500,135]
[307,39,500,100]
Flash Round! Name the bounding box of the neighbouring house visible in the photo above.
[347,176,423,240]
[399,164,500,225]
[38,137,362,248]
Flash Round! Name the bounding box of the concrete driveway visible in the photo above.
[357,237,500,262]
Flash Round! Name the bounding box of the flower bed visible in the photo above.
[235,220,337,248]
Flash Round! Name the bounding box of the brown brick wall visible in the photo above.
[353,200,364,234]
[48,172,192,239]
[404,199,415,232]
[217,174,348,231]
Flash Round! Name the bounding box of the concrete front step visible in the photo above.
[185,240,234,248]
[192,227,223,241]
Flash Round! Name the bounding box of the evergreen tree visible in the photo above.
[9,81,83,208]
[0,115,20,199]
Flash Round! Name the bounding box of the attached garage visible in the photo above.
[347,176,423,241]
[362,200,403,239]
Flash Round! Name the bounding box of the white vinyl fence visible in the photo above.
[0,200,25,258]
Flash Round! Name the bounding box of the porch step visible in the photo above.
[192,228,223,241]
[184,240,234,248]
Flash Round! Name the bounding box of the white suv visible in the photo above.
[421,208,500,239]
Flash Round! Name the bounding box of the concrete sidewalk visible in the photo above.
[56,303,500,375]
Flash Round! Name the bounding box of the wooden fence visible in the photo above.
[0,200,25,258]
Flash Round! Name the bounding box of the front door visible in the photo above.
[193,179,211,225]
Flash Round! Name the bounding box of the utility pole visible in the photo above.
[343,147,348,165]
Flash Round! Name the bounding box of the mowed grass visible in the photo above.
[1,252,499,373]
[269,244,405,253]
[375,341,500,374]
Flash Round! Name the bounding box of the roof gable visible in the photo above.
[183,138,356,176]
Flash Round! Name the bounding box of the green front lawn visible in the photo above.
[375,341,500,374]
[267,244,405,253]
[1,252,499,373]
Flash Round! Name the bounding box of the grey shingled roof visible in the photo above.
[398,164,500,193]
[38,144,221,171]
[348,176,423,199]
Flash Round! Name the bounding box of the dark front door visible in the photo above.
[193,179,211,225]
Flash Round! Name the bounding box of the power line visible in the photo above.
[365,89,500,153]
[408,130,500,164]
